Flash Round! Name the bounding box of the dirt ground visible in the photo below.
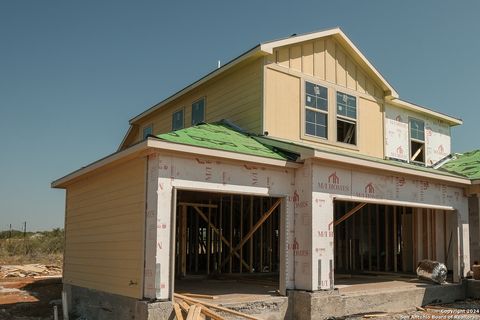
[0,276,63,320]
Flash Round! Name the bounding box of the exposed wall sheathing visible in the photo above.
[310,161,469,285]
[144,153,470,298]
[384,104,451,165]
[144,153,297,299]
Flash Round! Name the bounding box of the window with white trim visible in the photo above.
[172,109,184,131]
[191,98,205,125]
[336,92,357,145]
[305,81,328,138]
[409,117,425,164]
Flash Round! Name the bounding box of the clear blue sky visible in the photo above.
[1,1,479,231]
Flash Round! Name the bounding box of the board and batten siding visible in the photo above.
[264,36,385,158]
[124,58,263,148]
[271,36,384,99]
[64,157,146,299]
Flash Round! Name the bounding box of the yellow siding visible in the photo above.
[265,36,386,158]
[264,68,384,158]
[64,158,146,299]
[272,36,384,99]
[264,68,301,141]
[122,58,263,148]
[358,97,384,158]
[313,40,325,80]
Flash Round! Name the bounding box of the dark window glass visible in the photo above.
[172,109,184,131]
[409,118,425,141]
[143,125,153,139]
[337,92,356,119]
[305,82,328,138]
[192,98,205,125]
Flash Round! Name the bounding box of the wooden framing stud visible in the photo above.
[220,198,281,269]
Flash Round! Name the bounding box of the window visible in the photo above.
[172,109,184,131]
[336,92,357,145]
[305,81,328,138]
[191,98,205,125]
[142,124,153,139]
[409,118,425,163]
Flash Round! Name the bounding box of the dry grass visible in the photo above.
[0,229,63,267]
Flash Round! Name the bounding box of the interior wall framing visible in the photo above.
[311,160,469,288]
[174,192,281,276]
[143,152,296,301]
[333,202,457,276]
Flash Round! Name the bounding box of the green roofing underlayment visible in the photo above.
[440,150,480,180]
[154,122,295,161]
[153,121,476,180]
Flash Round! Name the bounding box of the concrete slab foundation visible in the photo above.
[64,284,173,320]
[467,279,480,299]
[291,281,466,320]
[66,277,473,320]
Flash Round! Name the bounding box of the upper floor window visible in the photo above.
[409,118,425,164]
[336,92,357,145]
[172,109,184,131]
[142,124,153,139]
[192,98,205,125]
[305,81,328,138]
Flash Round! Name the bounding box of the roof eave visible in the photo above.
[259,28,399,99]
[129,45,266,125]
[387,98,463,126]
[312,149,471,186]
[52,138,301,189]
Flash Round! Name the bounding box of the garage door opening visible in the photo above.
[333,200,458,292]
[173,190,283,301]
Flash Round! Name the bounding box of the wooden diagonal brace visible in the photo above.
[220,198,281,269]
[334,202,367,227]
[411,144,424,161]
[192,206,250,271]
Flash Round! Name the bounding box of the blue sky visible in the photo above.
[1,1,479,230]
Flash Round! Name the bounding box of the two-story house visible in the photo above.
[52,28,476,320]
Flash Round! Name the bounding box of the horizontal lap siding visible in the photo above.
[64,158,146,299]
[128,58,263,146]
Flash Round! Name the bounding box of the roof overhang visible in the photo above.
[128,45,266,125]
[256,135,470,185]
[260,27,399,99]
[387,98,463,126]
[312,149,471,186]
[52,138,301,189]
[128,28,399,130]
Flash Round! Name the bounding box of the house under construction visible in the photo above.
[52,28,480,319]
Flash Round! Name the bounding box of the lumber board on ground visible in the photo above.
[173,303,184,320]
[181,293,218,300]
[175,293,262,320]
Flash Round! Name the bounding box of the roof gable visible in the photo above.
[260,27,398,99]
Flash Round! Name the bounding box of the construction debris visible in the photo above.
[0,264,62,278]
[181,293,218,300]
[416,259,447,284]
[174,293,262,320]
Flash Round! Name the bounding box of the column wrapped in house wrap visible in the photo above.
[416,260,448,284]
